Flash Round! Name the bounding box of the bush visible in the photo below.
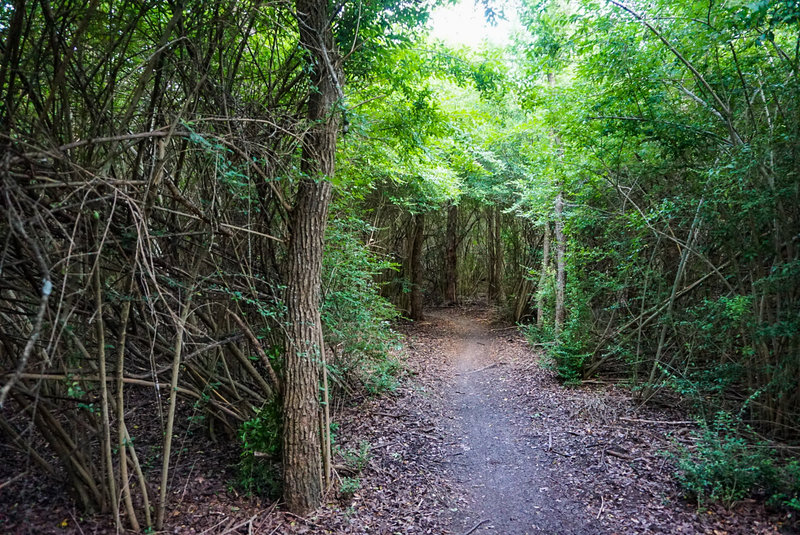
[673,412,800,509]
[322,216,402,392]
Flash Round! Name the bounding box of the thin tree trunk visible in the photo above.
[445,204,458,305]
[156,289,194,530]
[115,272,139,531]
[409,213,425,321]
[93,251,118,524]
[487,207,497,304]
[643,199,704,400]
[283,0,341,514]
[493,205,504,306]
[554,192,566,337]
[547,72,566,337]
[537,223,551,328]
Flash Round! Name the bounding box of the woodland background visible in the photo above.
[0,0,798,531]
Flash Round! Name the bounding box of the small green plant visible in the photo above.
[672,412,800,509]
[237,400,282,498]
[339,440,371,472]
[339,476,361,498]
[363,357,401,394]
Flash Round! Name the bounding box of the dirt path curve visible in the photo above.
[432,309,592,534]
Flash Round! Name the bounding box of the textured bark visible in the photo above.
[487,207,497,304]
[536,224,551,328]
[445,204,458,305]
[409,213,425,321]
[283,0,341,515]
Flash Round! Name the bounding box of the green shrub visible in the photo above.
[237,401,282,498]
[322,216,402,392]
[339,476,361,498]
[362,357,402,394]
[673,412,799,509]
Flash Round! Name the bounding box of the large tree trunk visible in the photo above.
[444,204,458,305]
[409,213,425,321]
[283,0,341,515]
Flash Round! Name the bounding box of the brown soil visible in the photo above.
[1,306,795,534]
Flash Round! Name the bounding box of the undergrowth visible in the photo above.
[671,412,800,511]
[237,400,282,498]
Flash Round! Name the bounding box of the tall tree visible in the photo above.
[445,204,459,305]
[283,0,343,514]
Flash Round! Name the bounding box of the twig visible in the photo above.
[596,495,605,520]
[620,417,694,425]
[284,511,324,530]
[0,207,51,408]
[220,515,258,535]
[0,471,28,490]
[464,363,501,375]
[461,519,489,535]
[606,449,634,461]
[230,312,282,396]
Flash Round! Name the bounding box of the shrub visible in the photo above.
[673,412,799,509]
[237,401,282,498]
[322,216,402,392]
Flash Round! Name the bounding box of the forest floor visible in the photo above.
[2,307,796,534]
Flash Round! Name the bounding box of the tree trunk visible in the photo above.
[494,206,504,306]
[487,206,504,306]
[487,207,496,304]
[283,0,341,515]
[445,204,458,305]
[554,192,566,337]
[536,223,551,328]
[409,213,425,321]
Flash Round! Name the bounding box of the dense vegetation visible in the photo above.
[1,0,798,530]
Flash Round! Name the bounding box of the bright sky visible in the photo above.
[428,0,522,49]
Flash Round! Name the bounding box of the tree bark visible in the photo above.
[445,204,458,305]
[283,0,341,515]
[409,213,425,321]
[487,206,504,306]
[536,223,551,328]
[554,192,566,337]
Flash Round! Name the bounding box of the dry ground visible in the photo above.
[1,307,795,534]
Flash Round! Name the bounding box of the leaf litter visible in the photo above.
[1,307,795,534]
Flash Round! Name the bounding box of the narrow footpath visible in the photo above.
[437,310,590,534]
[63,307,789,533]
[421,307,785,535]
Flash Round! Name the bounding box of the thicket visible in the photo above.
[0,0,427,529]
[509,0,800,508]
[517,0,800,437]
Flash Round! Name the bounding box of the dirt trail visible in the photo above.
[434,310,591,534]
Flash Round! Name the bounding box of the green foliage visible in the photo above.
[673,413,800,509]
[339,476,361,498]
[362,357,402,395]
[322,215,403,392]
[510,0,800,440]
[336,441,371,499]
[237,401,282,498]
[339,440,372,473]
